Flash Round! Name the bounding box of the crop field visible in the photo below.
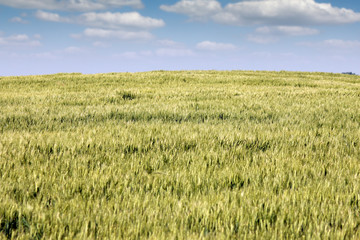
[0,70,360,239]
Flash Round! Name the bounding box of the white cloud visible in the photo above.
[35,10,70,22]
[255,26,319,36]
[216,0,360,25]
[118,50,153,59]
[154,41,194,57]
[35,10,163,42]
[78,12,165,29]
[0,0,143,11]
[196,41,237,50]
[161,0,360,26]
[0,33,41,47]
[31,46,86,60]
[92,41,108,47]
[10,17,28,24]
[323,39,360,48]
[155,48,195,57]
[160,0,221,21]
[247,25,319,44]
[7,34,29,41]
[299,39,360,49]
[157,39,184,48]
[35,10,165,30]
[247,34,277,44]
[80,28,153,40]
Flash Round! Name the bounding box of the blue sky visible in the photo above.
[0,0,359,76]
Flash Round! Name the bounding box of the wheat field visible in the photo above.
[0,71,360,239]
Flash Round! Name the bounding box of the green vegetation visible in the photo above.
[0,70,360,239]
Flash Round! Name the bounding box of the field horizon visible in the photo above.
[1,70,360,239]
[1,69,357,78]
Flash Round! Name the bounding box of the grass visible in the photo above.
[0,70,360,239]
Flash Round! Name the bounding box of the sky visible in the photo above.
[0,0,359,76]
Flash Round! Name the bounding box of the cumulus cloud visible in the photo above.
[322,39,360,48]
[35,10,164,42]
[0,0,143,11]
[35,10,70,22]
[247,35,278,44]
[92,41,108,47]
[161,0,360,26]
[247,26,319,44]
[196,41,237,50]
[7,34,29,41]
[0,33,41,47]
[118,50,153,59]
[35,10,164,29]
[255,26,319,36]
[160,0,221,21]
[299,39,360,49]
[78,12,165,29]
[78,28,153,40]
[157,39,184,48]
[154,41,194,57]
[10,16,28,24]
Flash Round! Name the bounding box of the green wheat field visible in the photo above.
[0,71,360,239]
